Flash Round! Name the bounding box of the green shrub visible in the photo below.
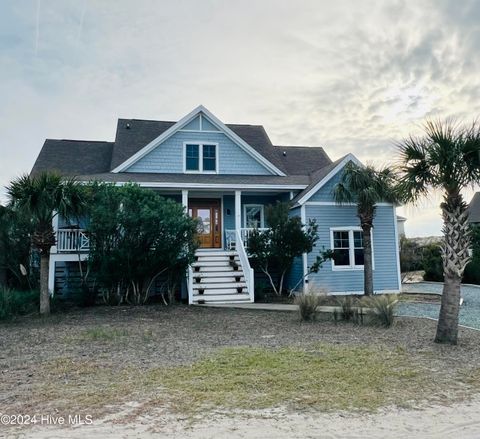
[337,296,357,321]
[0,288,38,320]
[294,288,327,321]
[364,294,398,327]
[422,244,443,282]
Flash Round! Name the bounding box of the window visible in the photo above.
[244,204,264,228]
[202,144,216,171]
[331,228,370,270]
[184,142,218,173]
[185,144,199,171]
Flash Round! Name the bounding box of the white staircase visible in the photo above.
[188,249,254,304]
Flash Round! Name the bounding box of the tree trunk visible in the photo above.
[363,226,374,296]
[39,253,50,315]
[435,273,461,344]
[435,194,471,344]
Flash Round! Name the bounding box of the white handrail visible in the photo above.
[236,229,255,302]
[56,229,90,252]
[187,265,194,305]
[225,228,268,251]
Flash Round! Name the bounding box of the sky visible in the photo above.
[0,0,479,237]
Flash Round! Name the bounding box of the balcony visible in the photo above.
[56,228,90,253]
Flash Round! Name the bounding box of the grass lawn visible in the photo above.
[1,305,480,423]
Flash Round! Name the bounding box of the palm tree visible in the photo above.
[334,162,399,296]
[396,119,480,344]
[7,172,85,315]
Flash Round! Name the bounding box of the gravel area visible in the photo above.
[400,282,480,329]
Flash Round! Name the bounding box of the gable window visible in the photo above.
[184,142,218,173]
[330,227,370,270]
[244,204,264,228]
[185,144,200,171]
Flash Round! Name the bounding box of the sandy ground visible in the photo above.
[4,398,480,439]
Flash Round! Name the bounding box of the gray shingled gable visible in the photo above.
[31,117,333,181]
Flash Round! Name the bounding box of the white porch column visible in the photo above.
[235,190,242,231]
[48,258,55,296]
[182,190,188,211]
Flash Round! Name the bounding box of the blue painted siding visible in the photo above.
[223,195,235,233]
[126,130,273,175]
[286,206,304,290]
[305,204,399,293]
[308,168,343,202]
[201,116,217,131]
[182,115,201,130]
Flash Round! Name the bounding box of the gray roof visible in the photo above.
[75,172,311,186]
[31,140,113,176]
[290,155,348,205]
[31,117,333,187]
[469,193,480,223]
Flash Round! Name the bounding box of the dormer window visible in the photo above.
[184,142,218,173]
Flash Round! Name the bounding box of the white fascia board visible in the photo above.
[296,153,363,206]
[111,105,286,176]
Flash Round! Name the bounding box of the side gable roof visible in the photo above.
[31,140,113,176]
[291,153,362,206]
[111,105,287,176]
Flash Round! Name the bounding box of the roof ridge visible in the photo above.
[46,139,113,143]
[118,118,177,123]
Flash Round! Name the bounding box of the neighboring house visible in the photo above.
[397,215,407,239]
[469,192,480,224]
[31,105,401,304]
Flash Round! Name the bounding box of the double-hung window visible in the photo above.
[331,228,370,270]
[244,204,265,228]
[184,143,217,173]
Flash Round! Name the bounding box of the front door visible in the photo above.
[188,199,222,248]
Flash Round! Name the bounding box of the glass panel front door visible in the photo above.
[188,200,222,248]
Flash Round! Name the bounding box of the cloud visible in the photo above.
[0,0,479,237]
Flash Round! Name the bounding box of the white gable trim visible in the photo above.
[295,153,363,205]
[111,105,286,176]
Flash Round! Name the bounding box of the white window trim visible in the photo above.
[243,204,265,228]
[330,226,374,271]
[183,141,219,174]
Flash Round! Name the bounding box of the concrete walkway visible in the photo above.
[199,303,341,313]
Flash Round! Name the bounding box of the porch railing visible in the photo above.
[56,229,90,253]
[235,229,255,303]
[225,228,269,250]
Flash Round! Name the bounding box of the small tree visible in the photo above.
[334,163,398,296]
[7,173,85,315]
[248,202,319,296]
[396,119,480,344]
[86,183,198,305]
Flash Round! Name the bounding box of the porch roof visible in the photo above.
[74,172,310,189]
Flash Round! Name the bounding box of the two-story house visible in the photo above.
[31,105,401,304]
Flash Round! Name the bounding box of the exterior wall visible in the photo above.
[305,204,400,293]
[308,168,343,202]
[125,130,274,175]
[286,206,304,290]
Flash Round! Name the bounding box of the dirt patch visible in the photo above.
[1,305,480,427]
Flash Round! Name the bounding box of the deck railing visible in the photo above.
[225,227,269,250]
[56,229,90,253]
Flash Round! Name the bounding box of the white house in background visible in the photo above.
[31,105,402,304]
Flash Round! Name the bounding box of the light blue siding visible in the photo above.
[223,195,235,232]
[182,116,201,131]
[126,130,274,175]
[308,168,343,202]
[286,206,304,290]
[305,204,400,293]
[201,116,218,131]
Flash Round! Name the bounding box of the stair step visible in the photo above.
[193,276,245,283]
[195,251,237,257]
[193,272,244,279]
[193,282,247,289]
[196,256,240,262]
[192,293,251,302]
[193,288,248,295]
[192,261,234,267]
[193,266,243,272]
